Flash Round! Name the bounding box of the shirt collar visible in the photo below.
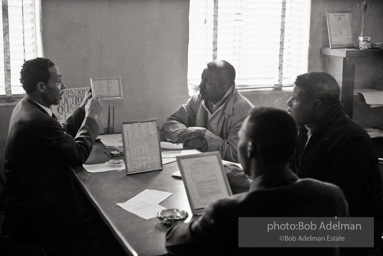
[31,99,53,117]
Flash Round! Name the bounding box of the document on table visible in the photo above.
[83,162,125,173]
[98,133,123,148]
[163,158,177,165]
[116,189,173,220]
[160,141,183,149]
[162,149,201,165]
[162,149,201,158]
[356,89,383,107]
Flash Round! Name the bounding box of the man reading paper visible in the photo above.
[165,107,348,256]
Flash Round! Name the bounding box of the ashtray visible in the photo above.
[107,159,124,167]
[157,209,188,225]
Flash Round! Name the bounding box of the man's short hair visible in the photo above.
[295,72,340,105]
[20,57,55,94]
[246,107,297,164]
[206,60,236,86]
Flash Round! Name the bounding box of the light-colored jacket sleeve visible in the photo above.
[162,95,205,143]
[204,118,242,162]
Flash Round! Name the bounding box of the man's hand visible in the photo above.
[85,98,103,121]
[184,137,208,152]
[80,88,93,111]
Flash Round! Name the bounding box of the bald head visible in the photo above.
[294,72,340,106]
[199,60,236,103]
[206,60,236,87]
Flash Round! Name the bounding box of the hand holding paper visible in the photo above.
[85,98,103,121]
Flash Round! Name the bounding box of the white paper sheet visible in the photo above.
[364,128,383,138]
[116,189,173,220]
[90,77,123,99]
[161,149,201,158]
[222,160,242,169]
[356,89,383,107]
[160,141,183,149]
[83,162,125,173]
[98,133,123,148]
[172,170,182,178]
[117,201,166,220]
[162,157,176,165]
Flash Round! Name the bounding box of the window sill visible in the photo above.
[239,86,293,95]
[0,95,23,106]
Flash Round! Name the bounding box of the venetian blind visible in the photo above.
[187,0,311,93]
[0,0,41,98]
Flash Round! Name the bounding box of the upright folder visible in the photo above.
[176,152,232,215]
[121,119,162,175]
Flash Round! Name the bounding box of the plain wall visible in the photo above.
[41,0,190,132]
[1,0,383,170]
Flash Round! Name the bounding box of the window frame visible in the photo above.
[0,0,42,100]
[187,0,311,95]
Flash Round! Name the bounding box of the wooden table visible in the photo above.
[71,142,192,256]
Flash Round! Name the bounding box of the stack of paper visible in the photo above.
[355,89,383,108]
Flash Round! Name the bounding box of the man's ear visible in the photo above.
[36,82,46,93]
[312,98,323,112]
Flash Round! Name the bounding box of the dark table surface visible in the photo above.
[72,142,192,256]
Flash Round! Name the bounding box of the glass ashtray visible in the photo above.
[157,209,188,225]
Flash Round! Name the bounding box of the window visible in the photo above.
[188,0,311,93]
[0,0,42,98]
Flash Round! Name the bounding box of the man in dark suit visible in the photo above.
[287,72,383,255]
[3,58,124,255]
[165,107,348,256]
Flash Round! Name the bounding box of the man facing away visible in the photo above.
[4,58,125,255]
[165,107,348,256]
[287,72,383,255]
[162,60,254,162]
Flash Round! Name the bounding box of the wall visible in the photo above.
[309,0,383,128]
[42,0,190,132]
